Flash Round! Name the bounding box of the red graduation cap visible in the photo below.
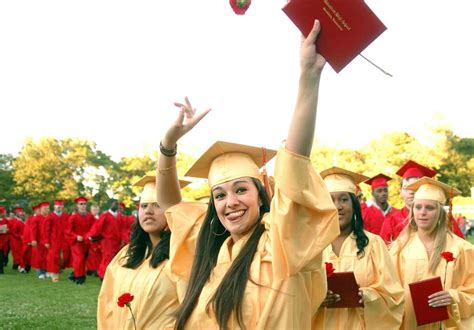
[54,200,64,206]
[118,202,126,209]
[364,173,392,190]
[0,206,5,214]
[396,160,437,179]
[74,196,88,204]
[39,201,50,208]
[14,207,24,213]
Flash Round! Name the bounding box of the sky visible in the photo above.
[1,0,473,161]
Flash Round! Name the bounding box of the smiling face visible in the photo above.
[413,199,440,233]
[138,202,166,236]
[330,191,354,235]
[211,177,261,242]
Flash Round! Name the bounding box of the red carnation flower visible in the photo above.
[440,251,455,262]
[117,292,134,308]
[440,251,455,303]
[117,293,137,329]
[229,0,251,15]
[325,262,335,278]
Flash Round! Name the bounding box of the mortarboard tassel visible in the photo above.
[261,147,273,201]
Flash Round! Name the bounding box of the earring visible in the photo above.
[210,218,227,236]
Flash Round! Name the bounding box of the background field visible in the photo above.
[1,235,473,329]
[0,267,101,329]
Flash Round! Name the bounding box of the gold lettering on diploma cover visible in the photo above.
[322,0,352,31]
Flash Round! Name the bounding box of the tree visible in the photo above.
[310,132,446,208]
[436,132,473,196]
[359,132,444,208]
[12,138,115,209]
[109,150,206,209]
[112,154,157,208]
[0,154,16,205]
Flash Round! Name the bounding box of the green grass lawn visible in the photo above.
[0,266,101,329]
[1,236,473,329]
[467,234,474,244]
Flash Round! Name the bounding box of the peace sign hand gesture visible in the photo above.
[162,96,211,148]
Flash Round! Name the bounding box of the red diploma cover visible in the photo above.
[282,0,386,73]
[408,277,449,326]
[327,272,364,308]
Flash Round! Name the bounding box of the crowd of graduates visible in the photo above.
[1,21,473,329]
[0,198,135,284]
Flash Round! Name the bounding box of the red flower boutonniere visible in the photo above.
[229,0,251,15]
[117,293,137,329]
[440,251,455,263]
[325,262,335,278]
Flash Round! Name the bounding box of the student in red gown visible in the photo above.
[119,202,135,244]
[32,201,50,279]
[65,196,95,285]
[85,207,101,277]
[9,207,25,271]
[362,174,398,235]
[88,200,124,279]
[20,205,39,273]
[44,200,69,282]
[0,206,9,274]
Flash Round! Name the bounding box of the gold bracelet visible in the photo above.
[157,165,176,174]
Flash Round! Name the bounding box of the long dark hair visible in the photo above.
[175,178,270,330]
[122,216,171,269]
[349,193,369,258]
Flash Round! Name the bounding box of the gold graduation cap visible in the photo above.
[133,175,191,204]
[320,166,369,194]
[185,141,277,187]
[406,177,461,204]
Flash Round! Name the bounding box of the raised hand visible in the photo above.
[286,20,326,157]
[162,96,211,148]
[300,20,326,76]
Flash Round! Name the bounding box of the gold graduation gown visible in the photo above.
[97,246,178,329]
[166,148,340,329]
[313,231,404,329]
[390,232,474,329]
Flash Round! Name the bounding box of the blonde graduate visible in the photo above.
[390,178,474,329]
